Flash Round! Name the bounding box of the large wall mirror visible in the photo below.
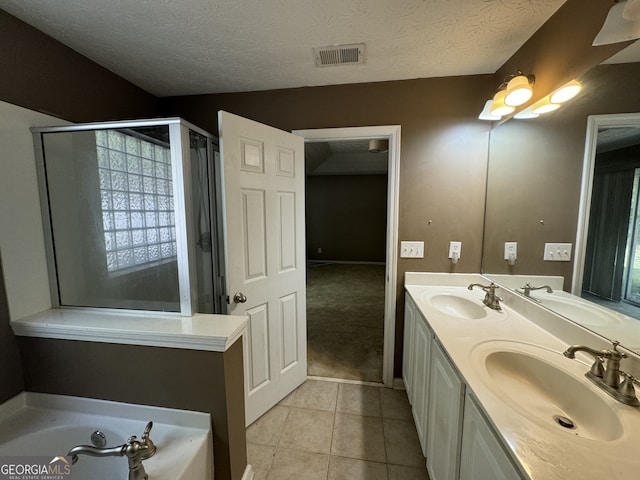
[482,43,640,355]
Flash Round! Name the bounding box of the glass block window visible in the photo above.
[96,130,177,272]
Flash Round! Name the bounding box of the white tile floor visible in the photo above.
[247,378,430,480]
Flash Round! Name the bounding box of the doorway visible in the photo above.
[294,126,401,387]
[305,140,388,382]
[575,114,640,319]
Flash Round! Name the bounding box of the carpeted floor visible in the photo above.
[306,263,385,383]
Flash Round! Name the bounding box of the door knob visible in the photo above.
[233,292,247,304]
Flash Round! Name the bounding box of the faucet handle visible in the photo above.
[589,356,604,378]
[611,340,627,358]
[141,421,156,460]
[142,421,153,439]
[619,372,638,400]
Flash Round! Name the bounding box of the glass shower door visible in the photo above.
[34,118,224,315]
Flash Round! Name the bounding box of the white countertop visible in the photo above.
[11,308,247,352]
[405,273,640,480]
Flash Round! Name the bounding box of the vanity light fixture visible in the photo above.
[504,73,535,106]
[514,79,582,119]
[593,0,640,46]
[531,97,561,115]
[489,90,516,117]
[478,99,502,120]
[549,79,582,104]
[513,106,539,119]
[479,71,534,120]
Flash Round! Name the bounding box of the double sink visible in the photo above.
[409,280,640,479]
[428,290,624,440]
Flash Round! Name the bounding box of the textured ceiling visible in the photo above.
[0,0,570,97]
[597,127,640,154]
[306,139,388,176]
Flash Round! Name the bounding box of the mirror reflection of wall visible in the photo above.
[483,61,640,355]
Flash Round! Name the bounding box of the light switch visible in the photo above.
[400,241,424,258]
[543,243,572,261]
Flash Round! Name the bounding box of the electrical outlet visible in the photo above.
[543,243,572,261]
[448,241,462,259]
[504,242,517,261]
[400,241,424,258]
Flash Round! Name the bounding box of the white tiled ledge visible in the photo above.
[11,308,247,352]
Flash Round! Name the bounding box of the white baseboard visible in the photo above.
[242,464,254,480]
[307,260,385,266]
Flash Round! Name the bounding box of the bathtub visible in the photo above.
[0,392,213,480]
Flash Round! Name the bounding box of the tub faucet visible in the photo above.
[68,421,157,480]
[467,282,502,311]
[520,283,553,297]
[563,341,639,407]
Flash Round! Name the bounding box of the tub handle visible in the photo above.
[140,421,156,460]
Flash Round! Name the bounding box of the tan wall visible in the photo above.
[0,9,245,480]
[483,63,640,288]
[0,9,157,122]
[160,75,495,373]
[0,256,24,404]
[306,174,387,263]
[18,337,246,480]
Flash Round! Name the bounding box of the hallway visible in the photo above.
[306,263,386,382]
[246,378,429,480]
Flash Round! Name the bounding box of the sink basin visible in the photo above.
[475,342,623,441]
[428,294,487,319]
[537,296,621,327]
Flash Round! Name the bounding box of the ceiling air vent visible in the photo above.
[313,44,365,67]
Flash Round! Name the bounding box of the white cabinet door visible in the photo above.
[427,340,465,480]
[411,314,432,455]
[459,394,524,480]
[219,111,307,426]
[402,295,416,402]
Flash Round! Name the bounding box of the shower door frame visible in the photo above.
[32,117,223,316]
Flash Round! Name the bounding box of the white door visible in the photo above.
[218,111,307,426]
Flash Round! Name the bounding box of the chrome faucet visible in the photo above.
[519,283,553,298]
[467,282,502,311]
[68,421,157,480]
[563,341,640,407]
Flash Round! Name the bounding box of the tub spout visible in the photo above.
[67,444,126,465]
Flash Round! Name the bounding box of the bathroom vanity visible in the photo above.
[403,273,640,480]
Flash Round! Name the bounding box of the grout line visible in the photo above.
[256,378,428,479]
[327,382,339,480]
[307,375,385,388]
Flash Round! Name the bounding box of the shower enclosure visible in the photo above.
[32,118,225,315]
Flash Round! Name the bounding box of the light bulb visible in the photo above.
[514,106,539,119]
[478,99,501,120]
[490,90,515,117]
[550,80,582,104]
[531,97,560,115]
[505,75,533,106]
